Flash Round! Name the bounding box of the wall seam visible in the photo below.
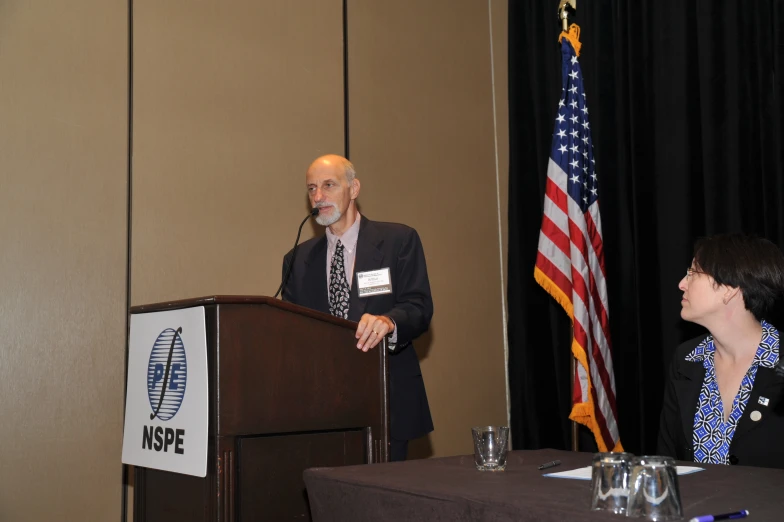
[343,0,350,158]
[487,0,512,440]
[121,0,134,520]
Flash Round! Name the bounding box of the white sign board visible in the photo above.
[121,307,208,477]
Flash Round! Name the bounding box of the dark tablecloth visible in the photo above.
[303,449,784,521]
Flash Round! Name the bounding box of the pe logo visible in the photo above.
[147,327,187,421]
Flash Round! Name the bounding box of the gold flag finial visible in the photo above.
[558,0,577,32]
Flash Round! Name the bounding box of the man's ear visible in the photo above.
[350,178,361,200]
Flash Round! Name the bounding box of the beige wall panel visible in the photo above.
[132,0,344,305]
[0,2,128,521]
[348,1,509,457]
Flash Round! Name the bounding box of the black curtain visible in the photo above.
[508,0,784,454]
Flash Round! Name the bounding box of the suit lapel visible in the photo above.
[303,235,330,314]
[733,366,784,440]
[348,216,385,321]
[673,359,706,449]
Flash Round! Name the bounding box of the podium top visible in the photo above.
[130,295,356,330]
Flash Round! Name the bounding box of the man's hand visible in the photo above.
[355,314,395,352]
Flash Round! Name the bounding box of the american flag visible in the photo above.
[533,32,621,452]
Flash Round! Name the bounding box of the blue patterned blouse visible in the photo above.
[685,321,780,465]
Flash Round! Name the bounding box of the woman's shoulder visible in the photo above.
[673,334,710,360]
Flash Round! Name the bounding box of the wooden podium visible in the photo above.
[129,296,390,522]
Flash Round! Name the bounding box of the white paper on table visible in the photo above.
[675,466,704,475]
[543,465,704,480]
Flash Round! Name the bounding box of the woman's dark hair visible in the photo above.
[693,234,784,321]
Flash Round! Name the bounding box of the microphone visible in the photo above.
[273,208,320,299]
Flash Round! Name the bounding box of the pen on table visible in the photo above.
[688,510,749,522]
[538,460,561,470]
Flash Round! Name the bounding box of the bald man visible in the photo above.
[281,154,434,461]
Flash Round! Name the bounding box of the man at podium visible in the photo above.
[282,154,434,461]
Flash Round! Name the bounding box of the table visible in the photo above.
[304,449,784,521]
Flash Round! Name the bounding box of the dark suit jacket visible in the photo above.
[657,334,784,469]
[282,215,434,441]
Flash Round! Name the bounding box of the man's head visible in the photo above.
[306,154,360,231]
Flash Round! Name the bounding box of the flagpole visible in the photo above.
[570,327,578,451]
[558,0,580,453]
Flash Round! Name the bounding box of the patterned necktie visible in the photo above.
[329,240,350,319]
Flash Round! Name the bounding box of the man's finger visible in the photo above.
[375,319,389,337]
[355,322,367,339]
[362,331,379,352]
[355,314,372,338]
[357,323,374,349]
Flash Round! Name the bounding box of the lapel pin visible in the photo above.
[750,410,762,422]
[758,396,770,406]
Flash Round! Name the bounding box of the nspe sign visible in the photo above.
[122,307,207,477]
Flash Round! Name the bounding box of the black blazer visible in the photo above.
[282,215,434,441]
[657,334,784,469]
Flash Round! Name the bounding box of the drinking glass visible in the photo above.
[471,426,509,471]
[626,455,682,520]
[590,452,634,514]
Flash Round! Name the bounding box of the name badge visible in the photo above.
[356,268,393,297]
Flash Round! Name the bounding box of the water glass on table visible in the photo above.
[471,426,509,471]
[590,452,634,514]
[626,455,683,520]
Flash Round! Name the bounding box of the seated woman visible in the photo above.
[657,233,784,468]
